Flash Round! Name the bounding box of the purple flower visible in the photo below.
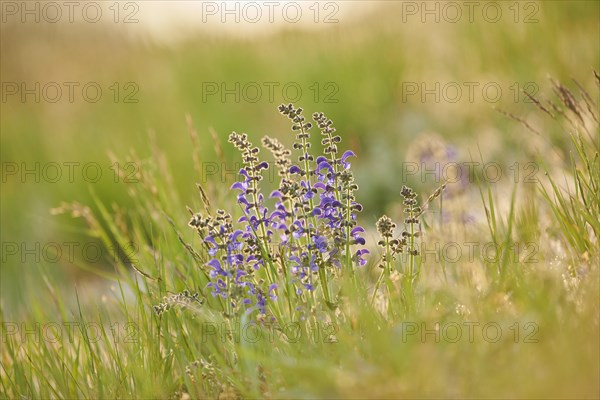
[314,182,327,191]
[317,159,333,173]
[270,190,283,198]
[192,107,375,321]
[351,226,366,245]
[341,150,356,168]
[231,181,247,192]
[207,259,228,278]
[313,235,328,253]
[353,249,370,266]
[268,283,278,300]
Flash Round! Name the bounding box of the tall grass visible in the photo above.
[2,77,599,398]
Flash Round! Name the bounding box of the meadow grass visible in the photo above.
[1,75,598,399]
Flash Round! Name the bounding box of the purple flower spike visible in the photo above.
[191,107,373,319]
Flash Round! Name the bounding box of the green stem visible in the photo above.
[247,159,278,285]
[408,211,415,292]
[345,185,353,280]
[371,268,386,306]
[298,123,332,305]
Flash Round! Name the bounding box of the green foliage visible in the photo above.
[3,77,599,397]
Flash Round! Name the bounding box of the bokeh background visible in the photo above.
[2,0,599,314]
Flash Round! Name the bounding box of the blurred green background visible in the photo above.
[1,1,599,313]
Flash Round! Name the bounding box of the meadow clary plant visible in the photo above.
[188,104,368,321]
